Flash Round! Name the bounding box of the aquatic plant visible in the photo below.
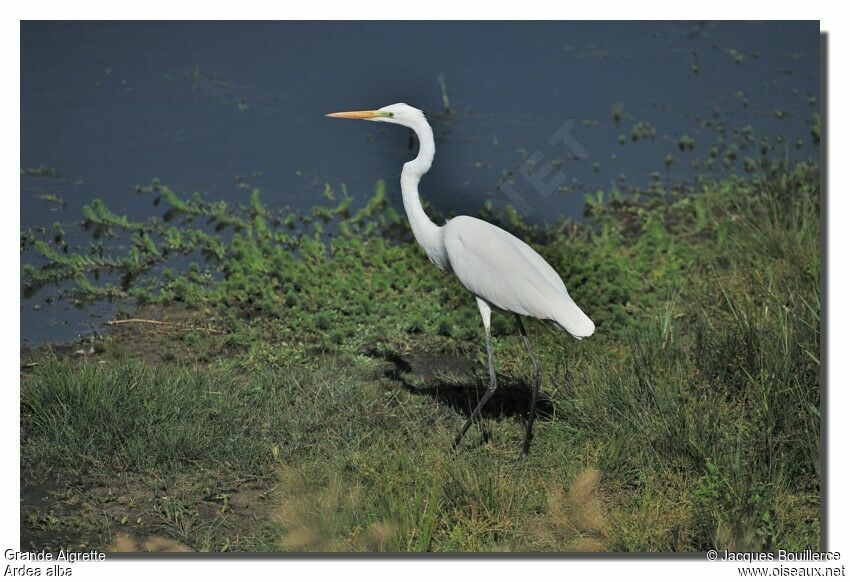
[630,121,655,142]
[677,135,695,151]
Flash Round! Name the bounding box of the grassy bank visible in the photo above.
[21,163,821,552]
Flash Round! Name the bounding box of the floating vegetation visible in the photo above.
[735,125,756,148]
[727,48,744,64]
[677,135,695,151]
[630,121,656,142]
[611,102,624,124]
[83,199,137,232]
[24,165,58,177]
[23,180,412,318]
[35,193,66,207]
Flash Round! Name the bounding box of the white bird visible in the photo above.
[327,103,594,456]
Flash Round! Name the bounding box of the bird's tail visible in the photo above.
[550,294,595,340]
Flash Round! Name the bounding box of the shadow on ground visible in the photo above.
[372,348,555,422]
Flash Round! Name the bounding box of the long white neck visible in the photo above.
[401,117,448,270]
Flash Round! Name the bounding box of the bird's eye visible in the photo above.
[386,112,394,118]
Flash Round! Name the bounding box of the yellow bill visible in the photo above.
[325,110,381,119]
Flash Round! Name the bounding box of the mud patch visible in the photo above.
[21,475,276,552]
[21,304,237,371]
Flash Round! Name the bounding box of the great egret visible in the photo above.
[327,103,594,456]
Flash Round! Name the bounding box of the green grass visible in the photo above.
[21,163,820,552]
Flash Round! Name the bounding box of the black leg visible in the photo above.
[454,330,497,448]
[516,315,542,457]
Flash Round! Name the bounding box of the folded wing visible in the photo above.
[443,216,595,339]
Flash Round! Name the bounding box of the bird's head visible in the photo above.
[325,103,426,128]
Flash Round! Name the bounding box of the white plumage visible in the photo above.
[443,216,595,340]
[326,102,594,456]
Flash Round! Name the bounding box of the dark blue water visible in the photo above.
[21,21,820,345]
